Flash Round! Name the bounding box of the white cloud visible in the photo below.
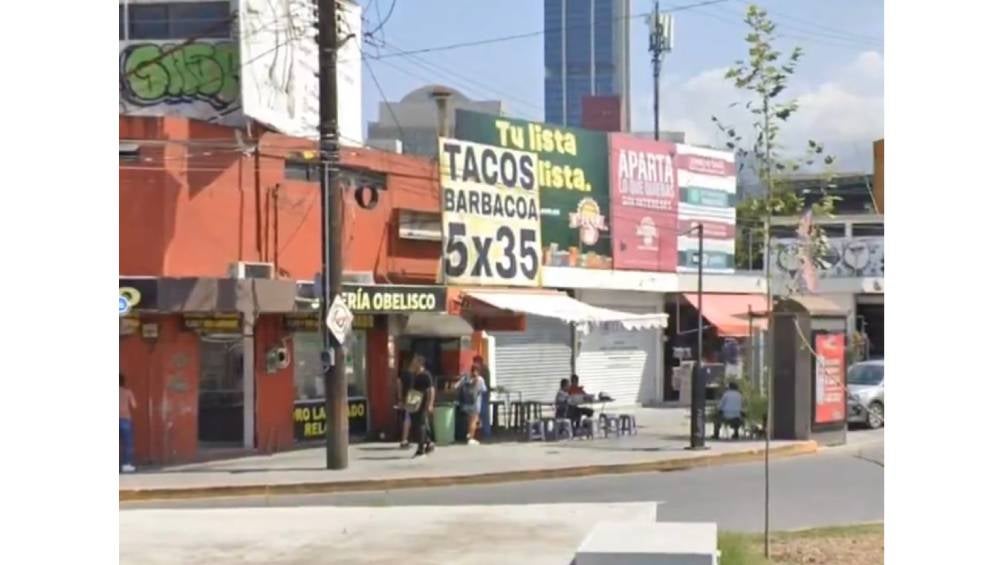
[633,51,884,172]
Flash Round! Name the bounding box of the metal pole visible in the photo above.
[650,1,661,141]
[318,0,348,470]
[689,223,706,449]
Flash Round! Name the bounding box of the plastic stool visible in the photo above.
[618,414,638,435]
[600,414,622,437]
[527,419,547,441]
[576,417,599,439]
[552,418,574,440]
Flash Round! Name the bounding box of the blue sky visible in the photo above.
[359,0,884,171]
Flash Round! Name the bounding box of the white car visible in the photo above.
[846,360,884,429]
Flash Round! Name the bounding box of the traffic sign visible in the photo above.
[325,295,353,345]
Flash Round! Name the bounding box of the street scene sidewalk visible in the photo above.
[120,408,817,501]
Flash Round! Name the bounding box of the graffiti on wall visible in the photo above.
[773,237,884,281]
[119,41,243,124]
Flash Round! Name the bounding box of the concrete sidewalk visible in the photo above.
[121,504,660,565]
[120,408,817,502]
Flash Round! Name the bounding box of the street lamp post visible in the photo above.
[686,223,707,450]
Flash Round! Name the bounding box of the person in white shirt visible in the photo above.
[713,381,745,440]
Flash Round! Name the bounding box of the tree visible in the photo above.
[713,4,839,276]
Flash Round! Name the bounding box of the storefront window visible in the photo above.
[294,332,367,400]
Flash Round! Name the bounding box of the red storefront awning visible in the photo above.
[683,294,768,337]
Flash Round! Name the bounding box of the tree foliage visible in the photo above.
[713,4,840,273]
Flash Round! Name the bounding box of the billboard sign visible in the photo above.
[454,110,612,269]
[675,145,738,273]
[608,133,679,272]
[438,138,542,287]
[238,0,362,144]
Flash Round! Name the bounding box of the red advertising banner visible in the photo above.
[609,134,679,272]
[814,333,846,424]
[675,154,737,177]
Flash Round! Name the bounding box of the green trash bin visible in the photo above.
[433,404,456,446]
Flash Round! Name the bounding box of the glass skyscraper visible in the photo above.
[544,0,631,128]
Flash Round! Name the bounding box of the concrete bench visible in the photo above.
[574,521,718,565]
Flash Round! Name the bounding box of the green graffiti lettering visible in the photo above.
[122,42,239,112]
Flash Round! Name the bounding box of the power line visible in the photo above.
[366,0,730,60]
[363,39,545,116]
[731,0,882,44]
[692,5,882,51]
[359,39,408,145]
[364,0,397,38]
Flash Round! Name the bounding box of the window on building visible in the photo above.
[852,223,884,237]
[820,224,848,238]
[284,160,319,181]
[294,332,367,401]
[125,2,232,40]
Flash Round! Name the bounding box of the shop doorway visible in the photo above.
[856,302,884,359]
[197,336,245,445]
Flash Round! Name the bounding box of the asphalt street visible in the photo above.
[123,429,883,533]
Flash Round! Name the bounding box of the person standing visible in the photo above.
[120,374,137,473]
[405,356,436,458]
[473,355,492,439]
[455,366,488,445]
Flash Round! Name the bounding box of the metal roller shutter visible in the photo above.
[575,292,663,406]
[491,315,572,403]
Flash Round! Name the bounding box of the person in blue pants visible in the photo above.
[120,374,137,473]
[473,356,492,439]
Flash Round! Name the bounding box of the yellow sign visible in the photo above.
[439,138,542,287]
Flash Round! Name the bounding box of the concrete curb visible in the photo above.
[119,441,817,503]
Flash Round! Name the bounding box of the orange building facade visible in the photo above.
[119,116,448,465]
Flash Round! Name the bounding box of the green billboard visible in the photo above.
[454,110,612,270]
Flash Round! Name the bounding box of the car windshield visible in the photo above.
[848,364,883,386]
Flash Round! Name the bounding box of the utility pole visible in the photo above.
[688,223,706,450]
[647,2,673,141]
[318,0,348,470]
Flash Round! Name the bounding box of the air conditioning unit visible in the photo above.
[229,261,275,279]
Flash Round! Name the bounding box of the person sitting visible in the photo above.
[713,381,745,440]
[567,374,595,421]
[555,378,571,419]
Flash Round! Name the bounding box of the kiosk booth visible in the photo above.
[766,296,849,447]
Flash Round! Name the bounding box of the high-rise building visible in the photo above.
[544,0,631,129]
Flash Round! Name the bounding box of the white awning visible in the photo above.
[464,290,667,333]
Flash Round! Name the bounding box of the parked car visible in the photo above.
[846,360,884,429]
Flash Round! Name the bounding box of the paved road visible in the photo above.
[124,430,882,533]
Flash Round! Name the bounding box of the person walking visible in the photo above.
[403,355,436,458]
[120,374,137,473]
[397,355,422,449]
